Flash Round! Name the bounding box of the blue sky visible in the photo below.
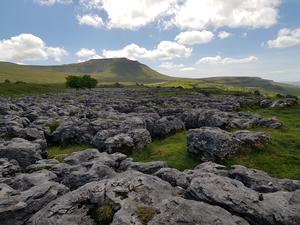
[0,0,300,81]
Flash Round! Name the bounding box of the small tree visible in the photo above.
[66,76,82,89]
[65,75,97,89]
[81,75,98,89]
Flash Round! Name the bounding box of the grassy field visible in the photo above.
[130,104,300,179]
[130,131,199,171]
[0,82,67,97]
[225,104,300,179]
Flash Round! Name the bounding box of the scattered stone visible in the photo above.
[187,127,241,161]
[0,138,46,168]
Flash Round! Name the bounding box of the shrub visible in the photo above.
[286,94,299,100]
[276,93,285,98]
[15,81,27,84]
[81,75,98,89]
[92,204,114,225]
[136,207,156,225]
[65,75,97,89]
[4,79,10,84]
[46,121,60,133]
[253,90,261,96]
[114,82,122,88]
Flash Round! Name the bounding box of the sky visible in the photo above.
[0,0,300,81]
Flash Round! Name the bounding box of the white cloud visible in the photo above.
[197,55,258,65]
[79,0,102,10]
[145,41,192,60]
[78,0,280,30]
[175,30,214,45]
[102,44,148,60]
[159,62,184,69]
[102,41,192,61]
[76,48,101,60]
[77,14,104,28]
[267,28,300,48]
[171,0,280,30]
[34,0,72,6]
[218,31,231,39]
[180,67,195,71]
[82,0,175,30]
[0,34,68,63]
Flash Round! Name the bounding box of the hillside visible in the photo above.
[0,58,173,84]
[1,58,300,96]
[159,77,300,96]
[199,77,300,95]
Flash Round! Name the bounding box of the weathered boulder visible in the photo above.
[104,133,134,153]
[259,99,273,108]
[0,174,68,225]
[149,116,184,138]
[185,173,300,225]
[0,158,20,178]
[187,127,241,161]
[28,171,175,225]
[229,165,300,193]
[154,167,190,189]
[149,197,250,225]
[128,128,151,149]
[0,138,46,168]
[120,159,167,174]
[233,130,271,146]
[271,98,298,108]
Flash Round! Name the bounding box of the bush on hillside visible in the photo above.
[65,75,98,89]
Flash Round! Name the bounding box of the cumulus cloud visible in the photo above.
[80,0,175,30]
[102,44,148,60]
[34,0,72,6]
[76,48,101,60]
[171,0,280,30]
[77,14,104,28]
[159,62,184,69]
[267,28,300,48]
[159,62,195,72]
[79,0,102,10]
[197,55,258,65]
[218,31,231,39]
[175,30,214,45]
[78,0,280,30]
[180,67,195,71]
[0,34,68,63]
[102,41,192,61]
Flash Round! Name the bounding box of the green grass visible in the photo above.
[0,83,67,97]
[130,105,300,179]
[225,104,300,179]
[48,145,91,162]
[130,131,199,171]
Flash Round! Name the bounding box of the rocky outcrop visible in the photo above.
[0,138,46,168]
[185,173,300,225]
[0,148,299,225]
[271,98,298,108]
[187,127,241,161]
[233,130,271,146]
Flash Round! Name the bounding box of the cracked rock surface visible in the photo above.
[0,88,297,225]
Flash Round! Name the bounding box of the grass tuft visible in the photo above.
[136,207,157,225]
[48,145,91,162]
[130,131,199,171]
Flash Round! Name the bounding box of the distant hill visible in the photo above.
[1,58,299,96]
[200,77,300,96]
[199,77,285,93]
[0,58,173,84]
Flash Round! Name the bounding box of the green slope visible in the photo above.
[1,58,299,95]
[0,58,173,84]
[159,77,300,96]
